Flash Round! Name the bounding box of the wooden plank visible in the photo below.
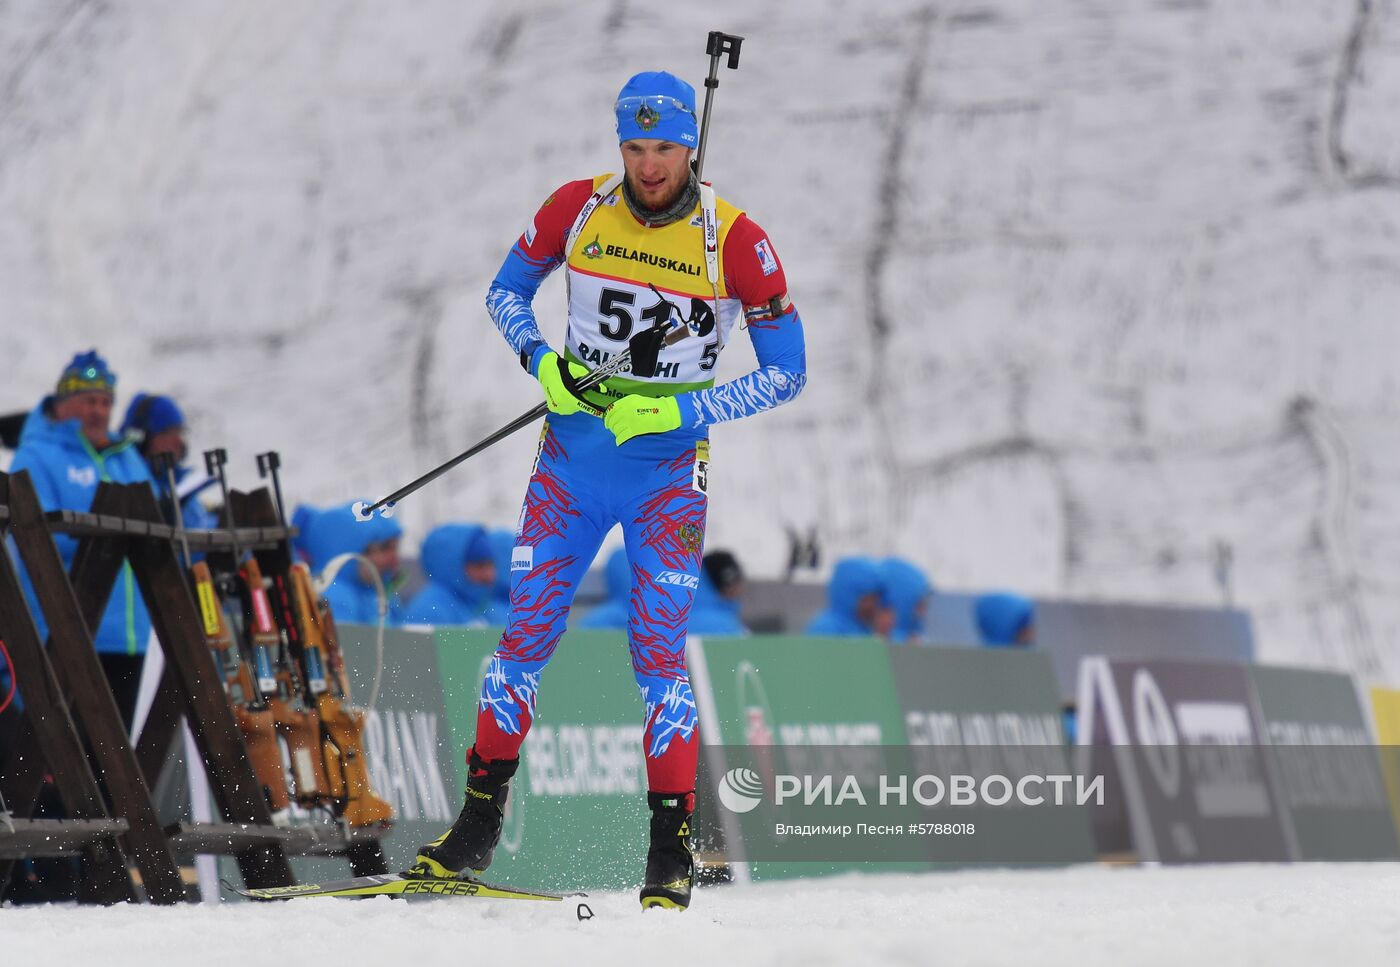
[44,509,289,549]
[0,819,130,859]
[133,663,183,791]
[163,820,384,859]
[6,475,186,904]
[163,821,301,856]
[121,483,295,889]
[62,490,129,650]
[0,472,133,903]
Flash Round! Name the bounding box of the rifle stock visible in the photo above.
[317,697,393,827]
[233,702,290,815]
[189,559,291,819]
[272,690,327,806]
[242,555,331,807]
[291,563,394,827]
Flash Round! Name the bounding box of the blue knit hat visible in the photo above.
[55,350,116,398]
[121,393,185,440]
[615,71,698,147]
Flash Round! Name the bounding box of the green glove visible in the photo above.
[536,351,611,417]
[603,395,681,445]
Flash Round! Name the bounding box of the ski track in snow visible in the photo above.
[2,2,1400,678]
[3,865,1400,965]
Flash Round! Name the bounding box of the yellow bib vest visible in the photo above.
[563,173,745,397]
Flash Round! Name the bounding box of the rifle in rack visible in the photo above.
[193,450,293,824]
[242,551,327,808]
[291,559,392,827]
[256,452,393,829]
[203,452,328,809]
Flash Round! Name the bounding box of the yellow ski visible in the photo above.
[230,872,581,902]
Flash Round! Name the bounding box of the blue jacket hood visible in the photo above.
[827,556,886,619]
[290,504,319,562]
[303,500,402,580]
[419,523,493,609]
[975,592,1035,646]
[883,557,932,640]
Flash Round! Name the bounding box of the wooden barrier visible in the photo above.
[0,469,386,902]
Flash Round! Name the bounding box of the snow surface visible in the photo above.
[4,865,1400,966]
[2,2,1400,677]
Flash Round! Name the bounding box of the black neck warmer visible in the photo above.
[622,171,701,228]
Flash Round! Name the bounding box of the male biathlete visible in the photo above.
[414,69,807,910]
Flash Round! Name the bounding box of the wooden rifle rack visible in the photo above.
[0,470,385,903]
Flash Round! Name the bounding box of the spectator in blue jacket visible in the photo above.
[806,556,895,638]
[303,500,405,625]
[577,546,631,630]
[688,550,748,636]
[400,523,497,626]
[971,591,1070,739]
[9,351,154,726]
[120,392,219,531]
[974,591,1035,647]
[481,528,516,626]
[289,503,319,564]
[883,557,933,644]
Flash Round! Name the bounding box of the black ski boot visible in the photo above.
[639,791,695,910]
[409,751,517,878]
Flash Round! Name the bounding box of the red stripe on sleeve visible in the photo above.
[721,213,790,307]
[518,178,596,262]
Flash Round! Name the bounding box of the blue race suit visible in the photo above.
[472,174,806,794]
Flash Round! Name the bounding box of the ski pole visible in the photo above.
[351,322,688,522]
[693,31,743,182]
[353,401,548,522]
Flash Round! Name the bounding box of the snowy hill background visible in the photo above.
[2,0,1398,678]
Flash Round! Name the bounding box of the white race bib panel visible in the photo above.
[564,175,744,386]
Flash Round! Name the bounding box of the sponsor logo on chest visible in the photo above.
[589,242,702,277]
[68,465,97,488]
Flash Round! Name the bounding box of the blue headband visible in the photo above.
[615,71,698,147]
